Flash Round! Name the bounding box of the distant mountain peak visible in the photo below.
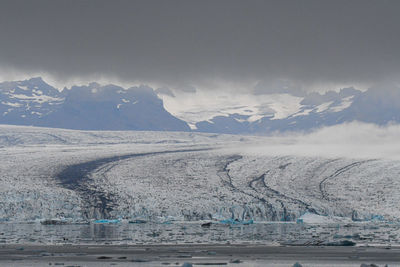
[27,76,45,83]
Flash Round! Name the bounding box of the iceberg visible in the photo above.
[93,219,121,224]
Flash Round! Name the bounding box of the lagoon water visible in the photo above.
[0,221,399,246]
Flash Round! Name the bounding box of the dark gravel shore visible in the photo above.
[0,244,399,266]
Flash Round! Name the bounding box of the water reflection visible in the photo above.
[0,222,399,246]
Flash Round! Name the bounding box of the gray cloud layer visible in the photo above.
[1,0,400,90]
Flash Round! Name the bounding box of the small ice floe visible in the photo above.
[131,258,150,262]
[352,214,386,222]
[40,218,68,225]
[219,218,254,225]
[129,219,147,224]
[201,222,212,227]
[155,216,178,224]
[281,239,356,247]
[296,212,351,224]
[369,215,385,222]
[97,256,113,259]
[93,219,121,224]
[325,240,356,246]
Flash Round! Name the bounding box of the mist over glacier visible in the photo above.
[234,122,400,160]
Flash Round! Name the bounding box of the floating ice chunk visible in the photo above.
[297,212,351,224]
[129,219,147,224]
[325,240,356,246]
[370,215,385,222]
[201,222,212,227]
[40,218,67,225]
[219,218,254,225]
[93,219,121,224]
[156,216,180,224]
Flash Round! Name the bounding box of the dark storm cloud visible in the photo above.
[0,0,400,90]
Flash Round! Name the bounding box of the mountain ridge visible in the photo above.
[0,77,399,134]
[0,77,190,131]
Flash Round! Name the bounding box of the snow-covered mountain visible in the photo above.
[1,77,400,133]
[161,85,400,134]
[0,77,65,125]
[0,78,190,131]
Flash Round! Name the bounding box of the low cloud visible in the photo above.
[234,122,400,160]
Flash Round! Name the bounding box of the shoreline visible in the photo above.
[0,244,399,266]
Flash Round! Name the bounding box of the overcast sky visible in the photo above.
[1,0,400,92]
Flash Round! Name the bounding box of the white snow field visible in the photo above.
[1,123,400,223]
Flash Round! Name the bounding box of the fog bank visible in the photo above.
[236,122,400,160]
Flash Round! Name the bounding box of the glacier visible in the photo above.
[1,124,400,224]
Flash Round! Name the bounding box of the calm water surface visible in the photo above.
[0,222,399,246]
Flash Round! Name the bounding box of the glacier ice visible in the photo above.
[1,125,400,224]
